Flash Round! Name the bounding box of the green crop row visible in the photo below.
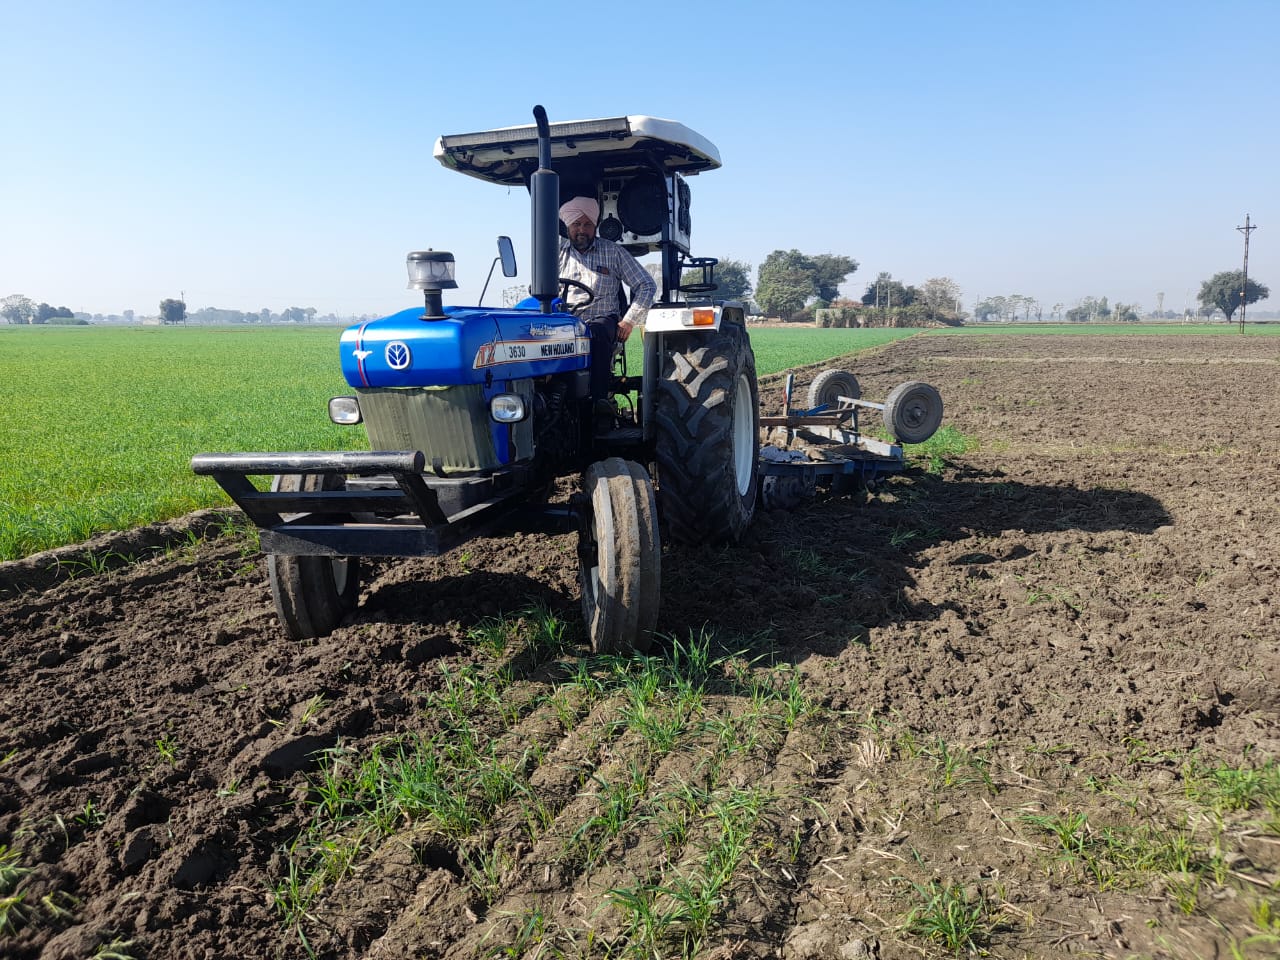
[0,326,352,560]
[9,318,1272,562]
[264,613,1280,958]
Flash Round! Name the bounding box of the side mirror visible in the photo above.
[479,236,519,307]
[498,236,517,277]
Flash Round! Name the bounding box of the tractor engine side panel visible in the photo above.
[341,307,590,389]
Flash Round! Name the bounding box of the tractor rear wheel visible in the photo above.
[579,458,660,654]
[267,473,360,640]
[654,323,760,545]
[806,368,861,408]
[883,380,944,444]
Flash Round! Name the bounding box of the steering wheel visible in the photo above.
[558,277,595,307]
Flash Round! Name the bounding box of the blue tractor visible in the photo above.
[192,106,761,654]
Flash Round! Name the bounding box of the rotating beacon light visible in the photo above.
[406,249,457,320]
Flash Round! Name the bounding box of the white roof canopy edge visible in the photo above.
[433,115,721,187]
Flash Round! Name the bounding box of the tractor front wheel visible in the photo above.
[579,458,661,654]
[267,473,360,640]
[654,323,760,545]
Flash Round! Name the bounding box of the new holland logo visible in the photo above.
[385,341,411,370]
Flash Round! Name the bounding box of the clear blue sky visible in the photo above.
[3,0,1277,318]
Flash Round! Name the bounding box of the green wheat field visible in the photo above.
[3,322,1273,561]
[0,324,917,560]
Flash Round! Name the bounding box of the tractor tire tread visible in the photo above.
[655,325,759,545]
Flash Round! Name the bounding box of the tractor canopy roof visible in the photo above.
[433,115,721,188]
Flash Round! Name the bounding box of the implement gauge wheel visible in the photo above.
[579,458,660,655]
[807,368,861,408]
[654,321,760,545]
[883,380,944,444]
[267,473,360,640]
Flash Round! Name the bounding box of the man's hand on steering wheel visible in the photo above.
[556,276,635,340]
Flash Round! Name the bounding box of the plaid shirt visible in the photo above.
[558,237,657,327]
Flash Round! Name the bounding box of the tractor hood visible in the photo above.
[339,306,590,389]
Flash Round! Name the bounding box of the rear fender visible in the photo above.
[644,301,747,334]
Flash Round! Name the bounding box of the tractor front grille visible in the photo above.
[357,383,532,474]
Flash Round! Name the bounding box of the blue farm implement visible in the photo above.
[756,373,943,509]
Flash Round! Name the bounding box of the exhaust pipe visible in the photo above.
[530,105,559,314]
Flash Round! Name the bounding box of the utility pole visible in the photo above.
[1237,215,1256,333]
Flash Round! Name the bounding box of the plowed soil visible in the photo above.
[2,333,1278,960]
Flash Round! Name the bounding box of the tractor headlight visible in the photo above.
[328,396,362,425]
[489,393,527,422]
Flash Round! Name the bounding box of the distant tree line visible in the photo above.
[1066,297,1141,323]
[17,265,1270,330]
[186,305,331,324]
[683,258,1272,328]
[971,270,1270,325]
[681,255,966,326]
[1,295,84,324]
[755,250,859,319]
[973,294,1041,322]
[858,273,964,326]
[973,294,1143,323]
[163,299,325,325]
[0,293,365,326]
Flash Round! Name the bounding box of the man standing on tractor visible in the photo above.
[557,196,657,403]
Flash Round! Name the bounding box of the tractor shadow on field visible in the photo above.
[356,567,574,636]
[656,465,1172,660]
